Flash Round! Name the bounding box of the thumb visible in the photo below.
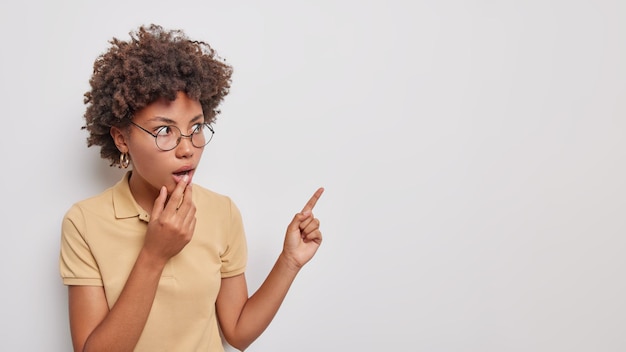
[151,186,168,219]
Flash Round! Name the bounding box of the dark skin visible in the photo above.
[69,177,195,351]
[68,92,324,352]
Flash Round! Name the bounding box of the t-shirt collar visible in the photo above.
[112,171,151,222]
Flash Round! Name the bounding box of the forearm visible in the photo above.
[82,250,165,352]
[231,254,301,349]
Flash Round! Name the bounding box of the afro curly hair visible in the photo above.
[83,24,233,166]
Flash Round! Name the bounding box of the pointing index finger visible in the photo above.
[302,187,324,213]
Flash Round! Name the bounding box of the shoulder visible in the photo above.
[191,183,227,199]
[61,186,118,243]
[192,184,235,206]
[64,187,115,220]
[191,184,242,216]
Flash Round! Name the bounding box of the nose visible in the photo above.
[174,135,194,158]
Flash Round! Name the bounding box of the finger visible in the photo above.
[286,212,308,234]
[301,217,320,235]
[301,187,324,213]
[175,183,194,215]
[179,186,196,222]
[303,229,322,244]
[182,210,197,239]
[150,186,168,219]
[298,213,315,231]
[167,175,190,212]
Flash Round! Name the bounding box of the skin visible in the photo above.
[68,91,324,352]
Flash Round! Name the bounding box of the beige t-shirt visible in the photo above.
[60,172,247,351]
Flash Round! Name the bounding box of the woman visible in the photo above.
[59,24,323,351]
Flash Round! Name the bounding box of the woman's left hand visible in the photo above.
[282,187,325,269]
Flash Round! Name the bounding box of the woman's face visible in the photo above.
[112,91,206,205]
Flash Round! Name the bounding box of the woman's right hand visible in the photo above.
[69,177,195,351]
[143,175,196,264]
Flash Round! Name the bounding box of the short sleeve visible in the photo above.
[220,198,248,278]
[59,204,103,286]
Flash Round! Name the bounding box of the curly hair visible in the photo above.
[83,24,233,166]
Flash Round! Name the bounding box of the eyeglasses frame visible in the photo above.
[129,120,215,151]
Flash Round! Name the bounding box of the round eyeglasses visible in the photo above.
[130,121,215,151]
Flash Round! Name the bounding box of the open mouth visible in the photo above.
[174,170,191,177]
[172,168,194,184]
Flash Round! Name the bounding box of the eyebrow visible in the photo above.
[148,114,205,125]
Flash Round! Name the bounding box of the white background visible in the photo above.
[1,1,625,351]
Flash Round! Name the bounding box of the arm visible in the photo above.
[216,188,324,351]
[69,178,195,352]
[68,251,166,351]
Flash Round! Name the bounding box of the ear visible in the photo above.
[110,126,129,153]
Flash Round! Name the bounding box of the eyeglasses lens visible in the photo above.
[155,124,213,151]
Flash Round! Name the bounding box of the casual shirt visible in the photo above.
[60,171,247,351]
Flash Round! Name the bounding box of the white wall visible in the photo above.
[1,1,625,351]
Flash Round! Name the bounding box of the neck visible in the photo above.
[127,171,160,214]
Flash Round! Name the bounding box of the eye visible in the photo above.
[156,125,175,137]
[191,123,204,134]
